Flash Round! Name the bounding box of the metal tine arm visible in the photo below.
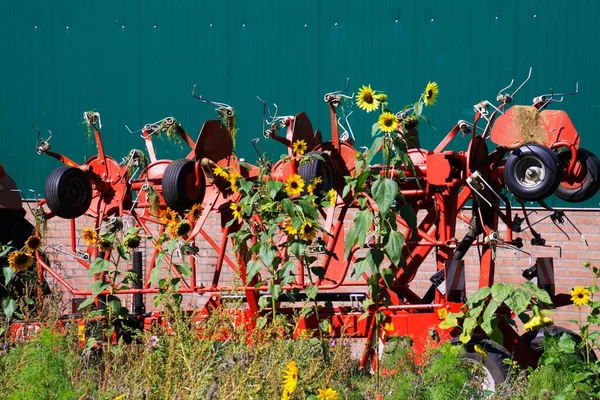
[191,85,234,116]
[338,111,355,142]
[510,67,533,98]
[496,79,515,102]
[324,78,354,102]
[126,116,176,138]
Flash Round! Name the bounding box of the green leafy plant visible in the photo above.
[439,282,554,344]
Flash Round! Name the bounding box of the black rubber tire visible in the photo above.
[504,144,561,201]
[298,151,335,192]
[162,159,205,213]
[555,148,600,203]
[521,326,597,363]
[453,337,511,391]
[44,166,92,219]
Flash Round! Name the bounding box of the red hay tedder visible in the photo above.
[12,71,599,387]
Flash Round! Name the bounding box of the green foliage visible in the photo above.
[440,282,554,345]
[0,329,78,399]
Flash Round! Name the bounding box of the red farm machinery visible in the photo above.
[12,71,599,387]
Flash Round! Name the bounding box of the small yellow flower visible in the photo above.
[213,165,229,180]
[307,183,315,196]
[25,235,42,253]
[327,188,336,207]
[312,176,323,186]
[300,221,317,242]
[282,361,298,394]
[292,139,308,155]
[375,93,388,103]
[229,170,241,194]
[423,81,439,106]
[316,388,339,400]
[378,112,399,133]
[281,390,290,400]
[97,238,112,252]
[541,315,554,327]
[474,344,488,357]
[356,85,380,113]
[571,286,592,307]
[82,227,98,245]
[169,220,191,238]
[524,315,551,332]
[188,203,203,223]
[285,174,305,196]
[283,217,298,236]
[8,250,33,272]
[160,207,178,226]
[230,202,243,221]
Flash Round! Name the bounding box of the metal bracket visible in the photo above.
[33,124,53,155]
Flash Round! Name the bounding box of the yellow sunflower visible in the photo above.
[188,203,203,223]
[378,112,399,133]
[283,217,298,236]
[230,202,243,221]
[25,235,42,253]
[375,93,388,103]
[97,238,112,252]
[312,176,323,186]
[300,221,317,242]
[316,388,339,400]
[281,391,290,400]
[423,81,439,106]
[82,227,98,245]
[160,207,178,226]
[169,220,191,238]
[292,139,308,156]
[327,189,336,207]
[285,174,305,196]
[213,165,229,180]
[229,170,241,194]
[282,361,298,394]
[8,250,33,272]
[571,286,592,307]
[356,85,380,113]
[307,183,315,196]
[122,234,141,249]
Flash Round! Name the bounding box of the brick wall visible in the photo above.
[26,202,598,331]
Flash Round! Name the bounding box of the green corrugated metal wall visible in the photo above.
[1,0,599,206]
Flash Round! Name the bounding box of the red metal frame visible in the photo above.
[28,86,596,370]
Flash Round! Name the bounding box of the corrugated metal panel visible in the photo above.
[1,1,599,206]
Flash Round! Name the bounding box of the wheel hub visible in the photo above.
[515,156,545,188]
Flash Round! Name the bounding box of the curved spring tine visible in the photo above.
[191,85,233,112]
[511,67,533,98]
[538,82,579,101]
[323,78,352,102]
[267,103,279,124]
[337,117,349,141]
[256,96,267,135]
[125,125,140,135]
[496,79,514,101]
[338,111,355,142]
